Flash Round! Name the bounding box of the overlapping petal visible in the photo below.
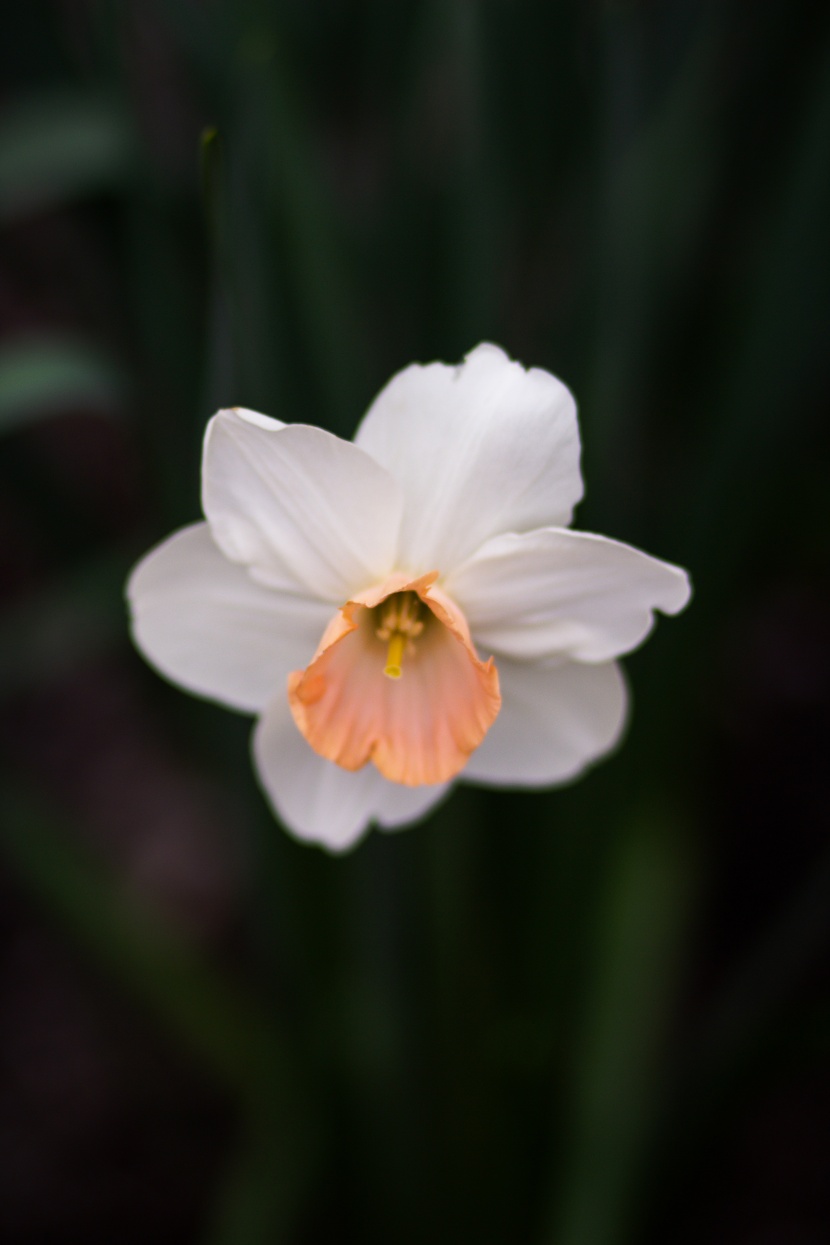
[127,523,329,712]
[253,692,450,851]
[354,344,582,574]
[203,407,403,601]
[446,528,691,663]
[462,658,627,786]
[371,773,453,833]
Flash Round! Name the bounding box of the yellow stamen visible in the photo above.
[384,632,406,679]
[377,592,425,679]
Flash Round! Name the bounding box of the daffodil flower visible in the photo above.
[127,344,690,851]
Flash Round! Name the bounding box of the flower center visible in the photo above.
[374,591,425,679]
[286,572,501,786]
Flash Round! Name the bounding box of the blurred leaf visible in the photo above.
[0,338,125,432]
[1,777,322,1242]
[0,552,124,694]
[613,16,721,299]
[201,124,222,234]
[207,1121,317,1245]
[0,92,134,220]
[669,843,830,1147]
[428,0,502,349]
[541,803,697,1245]
[160,4,368,431]
[684,21,830,574]
[239,29,369,432]
[587,6,721,524]
[0,780,306,1111]
[640,844,830,1224]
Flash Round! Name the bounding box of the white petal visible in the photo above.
[462,658,628,786]
[253,693,450,851]
[127,523,330,712]
[203,407,403,602]
[354,343,583,574]
[372,778,452,833]
[447,528,691,663]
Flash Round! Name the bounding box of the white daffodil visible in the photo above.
[127,344,691,852]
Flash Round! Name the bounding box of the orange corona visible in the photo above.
[287,573,501,786]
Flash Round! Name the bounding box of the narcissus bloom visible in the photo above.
[127,344,690,851]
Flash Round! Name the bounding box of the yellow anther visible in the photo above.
[384,632,406,679]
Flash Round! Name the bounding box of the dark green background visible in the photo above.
[1,2,828,1242]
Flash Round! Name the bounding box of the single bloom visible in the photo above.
[127,344,691,852]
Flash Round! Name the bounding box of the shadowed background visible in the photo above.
[1,2,828,1243]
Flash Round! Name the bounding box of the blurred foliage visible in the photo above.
[0,337,125,431]
[0,1,828,1243]
[0,91,135,221]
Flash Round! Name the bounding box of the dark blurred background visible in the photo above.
[1,2,828,1243]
